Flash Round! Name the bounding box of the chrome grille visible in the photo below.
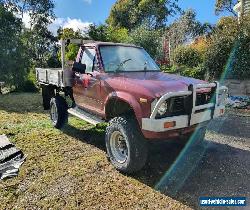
[196,92,212,106]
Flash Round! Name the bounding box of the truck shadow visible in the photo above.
[62,123,250,210]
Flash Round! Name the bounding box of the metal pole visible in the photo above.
[61,39,66,71]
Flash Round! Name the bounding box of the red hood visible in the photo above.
[103,71,207,99]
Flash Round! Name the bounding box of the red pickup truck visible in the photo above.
[36,39,228,173]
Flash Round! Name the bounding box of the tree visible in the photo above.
[88,24,109,42]
[215,0,237,16]
[106,0,180,30]
[88,24,131,43]
[173,46,202,68]
[3,0,56,67]
[167,10,209,51]
[56,28,87,62]
[106,26,131,43]
[129,23,163,58]
[228,15,250,79]
[0,4,30,88]
[203,16,239,79]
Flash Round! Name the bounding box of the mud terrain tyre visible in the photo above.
[42,85,55,110]
[50,96,68,129]
[105,115,148,173]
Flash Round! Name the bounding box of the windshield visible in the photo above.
[100,45,160,72]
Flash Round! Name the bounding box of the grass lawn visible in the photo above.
[0,93,190,209]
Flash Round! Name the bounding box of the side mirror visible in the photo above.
[72,62,86,74]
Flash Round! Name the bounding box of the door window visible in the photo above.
[81,48,96,73]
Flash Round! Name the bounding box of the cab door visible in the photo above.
[73,47,103,113]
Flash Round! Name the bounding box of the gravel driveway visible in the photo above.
[133,110,250,209]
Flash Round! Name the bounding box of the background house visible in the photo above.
[234,0,250,19]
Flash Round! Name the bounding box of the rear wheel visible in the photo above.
[50,96,68,129]
[105,115,148,174]
[42,85,55,110]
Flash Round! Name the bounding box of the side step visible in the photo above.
[68,107,104,126]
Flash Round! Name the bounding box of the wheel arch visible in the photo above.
[104,92,142,126]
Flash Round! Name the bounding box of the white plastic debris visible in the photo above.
[226,96,250,109]
[0,135,26,180]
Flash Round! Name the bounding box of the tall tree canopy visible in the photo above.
[167,10,212,51]
[215,0,237,16]
[106,0,180,30]
[3,0,56,67]
[0,4,29,88]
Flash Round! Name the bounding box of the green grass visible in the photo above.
[0,93,190,209]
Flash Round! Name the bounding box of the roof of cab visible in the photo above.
[82,41,142,48]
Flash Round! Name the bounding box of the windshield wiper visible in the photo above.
[115,58,132,72]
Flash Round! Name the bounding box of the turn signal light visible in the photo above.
[164,121,176,129]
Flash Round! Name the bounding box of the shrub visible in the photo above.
[163,65,204,80]
[173,46,202,68]
[229,34,250,79]
[18,69,39,92]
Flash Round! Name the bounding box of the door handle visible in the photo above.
[86,73,93,77]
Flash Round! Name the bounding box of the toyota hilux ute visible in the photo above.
[36,39,228,173]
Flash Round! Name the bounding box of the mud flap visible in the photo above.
[155,125,206,195]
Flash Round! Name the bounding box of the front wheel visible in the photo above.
[105,116,148,174]
[50,96,68,129]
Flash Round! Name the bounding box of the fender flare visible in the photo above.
[104,91,142,126]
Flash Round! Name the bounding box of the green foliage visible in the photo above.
[0,4,30,88]
[4,0,56,68]
[19,69,39,92]
[107,0,180,30]
[106,26,131,43]
[129,23,163,58]
[173,46,202,68]
[57,27,85,40]
[66,44,79,61]
[228,16,250,79]
[167,10,212,51]
[162,65,204,79]
[229,35,250,79]
[88,24,109,41]
[57,28,87,62]
[88,24,131,43]
[203,16,238,79]
[215,0,237,16]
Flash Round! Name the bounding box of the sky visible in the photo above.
[24,0,230,34]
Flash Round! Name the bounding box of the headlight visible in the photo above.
[157,102,168,116]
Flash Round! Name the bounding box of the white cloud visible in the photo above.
[48,17,92,35]
[22,12,32,29]
[83,0,92,4]
[21,13,92,35]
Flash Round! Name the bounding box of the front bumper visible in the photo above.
[142,82,228,133]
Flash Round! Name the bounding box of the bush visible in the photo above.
[228,16,250,79]
[18,70,39,92]
[173,46,202,68]
[129,24,163,59]
[203,16,238,80]
[203,37,234,79]
[162,65,205,80]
